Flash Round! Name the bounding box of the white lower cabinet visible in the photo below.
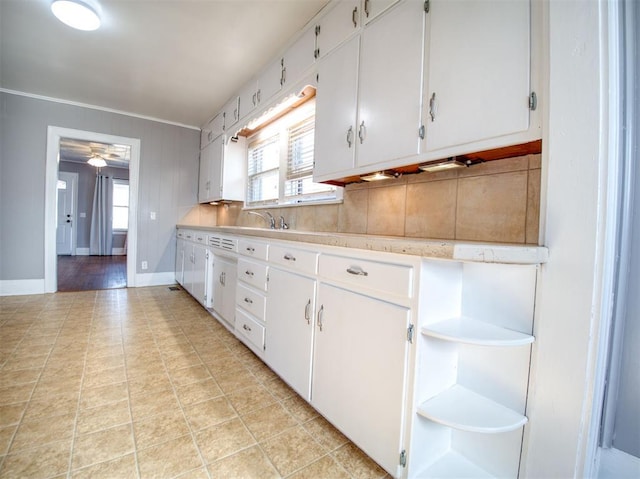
[210,253,237,329]
[313,282,411,477]
[265,267,316,401]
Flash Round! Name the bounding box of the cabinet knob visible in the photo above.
[364,0,370,17]
[284,253,296,262]
[429,92,438,122]
[244,297,253,304]
[358,121,366,144]
[245,270,254,277]
[242,323,252,332]
[352,7,358,27]
[304,299,311,324]
[346,126,353,148]
[346,265,368,277]
[317,305,324,331]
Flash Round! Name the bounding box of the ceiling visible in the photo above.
[0,0,329,128]
[60,138,131,169]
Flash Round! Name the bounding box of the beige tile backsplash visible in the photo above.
[207,154,541,245]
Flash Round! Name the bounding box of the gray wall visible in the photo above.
[0,91,200,280]
[59,161,129,250]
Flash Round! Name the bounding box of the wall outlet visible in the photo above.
[141,261,148,270]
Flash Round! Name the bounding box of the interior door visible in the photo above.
[56,171,77,255]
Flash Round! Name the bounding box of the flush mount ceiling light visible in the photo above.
[360,171,397,182]
[418,157,469,173]
[51,0,101,31]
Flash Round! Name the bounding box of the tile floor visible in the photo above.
[0,287,390,479]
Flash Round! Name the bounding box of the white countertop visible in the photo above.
[176,225,549,265]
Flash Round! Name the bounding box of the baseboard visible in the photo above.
[76,248,90,256]
[75,248,125,256]
[0,279,45,296]
[134,272,177,287]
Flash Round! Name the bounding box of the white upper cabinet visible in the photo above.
[282,27,317,89]
[222,95,240,134]
[258,57,285,108]
[356,0,426,168]
[238,78,259,123]
[424,0,533,154]
[361,0,400,24]
[198,135,246,203]
[314,0,426,181]
[315,0,360,59]
[313,35,360,179]
[200,112,224,149]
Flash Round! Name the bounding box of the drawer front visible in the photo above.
[235,309,265,351]
[177,230,186,239]
[193,231,208,244]
[269,244,318,275]
[236,283,267,321]
[318,254,413,298]
[183,230,195,241]
[237,258,268,291]
[238,239,269,261]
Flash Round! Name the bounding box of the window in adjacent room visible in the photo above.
[112,179,129,230]
[244,90,339,207]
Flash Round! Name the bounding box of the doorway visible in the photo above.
[45,127,140,293]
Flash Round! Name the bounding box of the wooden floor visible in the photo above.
[57,255,127,291]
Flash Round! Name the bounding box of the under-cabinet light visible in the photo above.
[51,0,101,31]
[360,171,396,182]
[418,157,468,173]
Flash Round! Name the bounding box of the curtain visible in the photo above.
[89,174,113,255]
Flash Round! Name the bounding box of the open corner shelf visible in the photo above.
[419,450,495,479]
[421,316,535,347]
[417,384,528,434]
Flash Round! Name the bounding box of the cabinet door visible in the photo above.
[313,35,359,181]
[312,283,410,475]
[209,135,224,202]
[222,96,240,133]
[238,79,258,122]
[425,0,531,152]
[201,113,224,148]
[175,237,185,286]
[265,268,316,401]
[192,243,209,307]
[283,27,316,89]
[258,57,283,107]
[212,255,237,327]
[198,144,211,203]
[183,243,194,295]
[356,0,425,168]
[362,0,400,24]
[316,0,360,58]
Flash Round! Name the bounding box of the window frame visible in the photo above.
[244,98,341,208]
[112,178,130,232]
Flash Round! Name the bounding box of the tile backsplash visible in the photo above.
[192,154,541,245]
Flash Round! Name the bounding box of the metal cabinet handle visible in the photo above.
[207,131,213,141]
[246,247,255,253]
[243,324,252,332]
[346,266,368,276]
[358,121,366,144]
[244,297,253,304]
[352,7,358,27]
[304,299,311,324]
[219,272,224,285]
[364,0,370,17]
[252,92,257,106]
[429,92,437,122]
[346,126,353,148]
[245,270,254,277]
[281,65,287,86]
[284,253,296,262]
[256,89,261,104]
[317,305,324,331]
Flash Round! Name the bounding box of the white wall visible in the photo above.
[523,1,611,476]
[0,92,200,284]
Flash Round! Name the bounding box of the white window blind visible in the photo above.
[112,180,129,230]
[247,132,280,205]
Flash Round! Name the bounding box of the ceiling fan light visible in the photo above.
[87,156,107,168]
[51,0,101,31]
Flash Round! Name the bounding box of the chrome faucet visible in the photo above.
[248,211,276,229]
[279,216,289,230]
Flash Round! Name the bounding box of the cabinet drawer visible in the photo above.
[183,230,195,241]
[177,230,186,239]
[269,244,318,275]
[238,239,269,261]
[237,258,268,291]
[318,254,413,298]
[235,309,265,352]
[236,283,266,321]
[193,231,208,244]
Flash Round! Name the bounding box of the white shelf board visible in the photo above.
[417,384,528,434]
[419,450,494,478]
[421,316,534,347]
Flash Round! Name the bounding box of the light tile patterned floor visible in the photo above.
[0,287,391,479]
